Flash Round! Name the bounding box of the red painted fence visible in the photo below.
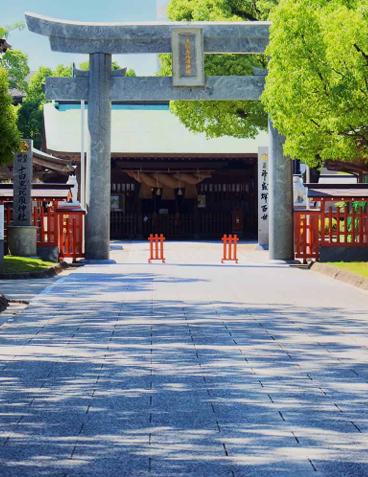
[294,203,368,262]
[5,203,85,261]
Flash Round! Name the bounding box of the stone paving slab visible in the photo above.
[0,242,368,476]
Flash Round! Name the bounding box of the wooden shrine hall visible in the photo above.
[110,154,257,240]
[43,102,268,240]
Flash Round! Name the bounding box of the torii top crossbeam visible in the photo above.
[25,12,270,54]
[25,12,270,102]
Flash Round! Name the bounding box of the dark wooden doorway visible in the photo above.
[110,157,257,240]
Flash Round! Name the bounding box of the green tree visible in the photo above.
[0,49,29,92]
[0,68,20,163]
[262,0,368,168]
[17,65,71,149]
[161,0,278,138]
[79,60,134,74]
[0,22,29,92]
[126,68,136,77]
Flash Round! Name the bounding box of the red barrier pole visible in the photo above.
[221,234,227,263]
[234,235,239,263]
[72,217,77,262]
[154,234,158,260]
[49,207,54,244]
[148,234,153,263]
[56,212,63,261]
[160,234,165,263]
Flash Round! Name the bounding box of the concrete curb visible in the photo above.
[311,262,368,291]
[0,262,69,280]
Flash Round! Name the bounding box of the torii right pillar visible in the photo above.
[268,119,294,261]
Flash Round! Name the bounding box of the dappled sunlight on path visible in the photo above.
[0,243,367,476]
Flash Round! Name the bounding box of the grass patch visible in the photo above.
[0,256,55,274]
[330,262,368,279]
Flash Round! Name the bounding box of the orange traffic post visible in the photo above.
[221,234,239,264]
[148,233,166,263]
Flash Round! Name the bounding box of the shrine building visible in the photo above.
[43,101,268,241]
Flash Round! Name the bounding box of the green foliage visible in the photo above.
[17,66,63,149]
[79,60,126,71]
[0,68,20,164]
[0,49,30,92]
[0,256,54,273]
[0,23,29,92]
[161,0,278,139]
[17,67,52,148]
[331,262,368,277]
[53,64,72,77]
[167,0,276,21]
[262,0,368,168]
[0,22,25,39]
[17,64,74,148]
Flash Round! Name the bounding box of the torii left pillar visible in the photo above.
[85,53,112,259]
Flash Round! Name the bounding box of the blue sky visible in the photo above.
[3,0,168,75]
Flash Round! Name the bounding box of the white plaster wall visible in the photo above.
[44,102,269,155]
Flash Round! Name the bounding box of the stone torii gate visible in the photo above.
[26,12,293,262]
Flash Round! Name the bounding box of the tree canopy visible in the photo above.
[17,66,70,149]
[0,49,29,92]
[0,22,29,92]
[79,60,135,75]
[0,67,20,164]
[161,0,278,139]
[262,0,368,167]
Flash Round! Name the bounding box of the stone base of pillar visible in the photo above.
[8,226,37,257]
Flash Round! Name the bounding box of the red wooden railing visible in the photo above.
[55,208,85,260]
[148,234,166,263]
[294,203,368,262]
[221,234,239,263]
[5,203,85,261]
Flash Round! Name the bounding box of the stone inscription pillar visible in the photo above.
[13,139,33,226]
[85,53,112,260]
[268,119,294,261]
[8,139,37,257]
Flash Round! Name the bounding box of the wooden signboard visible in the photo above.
[172,28,205,87]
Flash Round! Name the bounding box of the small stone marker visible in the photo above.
[258,146,269,249]
[172,28,205,87]
[13,139,33,226]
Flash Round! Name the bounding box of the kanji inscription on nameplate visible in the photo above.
[258,147,269,247]
[172,28,205,87]
[13,139,33,226]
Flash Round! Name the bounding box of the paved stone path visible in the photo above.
[0,242,368,476]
